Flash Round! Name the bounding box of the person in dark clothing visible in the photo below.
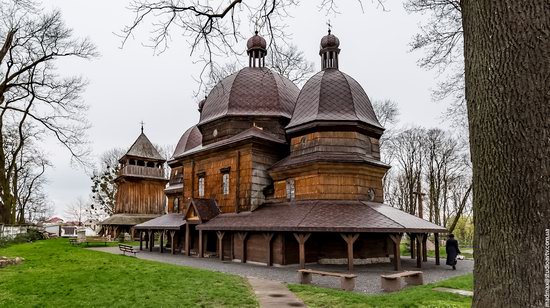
[445,234,461,270]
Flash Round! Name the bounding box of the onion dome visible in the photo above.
[320,30,340,49]
[172,125,202,158]
[247,31,267,50]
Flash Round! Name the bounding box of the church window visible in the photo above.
[198,175,205,197]
[220,167,230,195]
[286,179,295,201]
[174,197,180,212]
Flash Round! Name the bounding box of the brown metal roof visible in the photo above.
[286,69,382,133]
[197,200,446,233]
[198,67,299,126]
[270,152,390,171]
[172,125,202,159]
[187,198,220,222]
[134,213,185,230]
[320,31,340,49]
[99,214,159,226]
[172,127,286,160]
[122,133,165,161]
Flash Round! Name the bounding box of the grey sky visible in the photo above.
[41,0,450,217]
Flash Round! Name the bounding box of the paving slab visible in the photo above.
[247,277,306,308]
[432,287,474,297]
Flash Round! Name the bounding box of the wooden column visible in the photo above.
[422,233,428,262]
[434,233,440,265]
[410,233,416,259]
[340,233,360,272]
[416,233,422,268]
[230,233,235,260]
[198,229,204,258]
[139,231,143,250]
[185,224,190,256]
[149,230,154,252]
[263,233,274,266]
[217,231,225,261]
[389,234,403,271]
[236,232,248,263]
[145,231,149,249]
[170,231,176,255]
[160,230,164,253]
[293,233,311,269]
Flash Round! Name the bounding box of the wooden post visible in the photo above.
[340,233,360,272]
[198,229,204,258]
[416,233,422,268]
[145,230,149,249]
[410,233,416,259]
[185,224,190,256]
[434,233,440,265]
[139,231,143,250]
[230,233,235,260]
[293,233,311,269]
[263,233,274,266]
[170,230,176,255]
[149,230,154,252]
[389,234,402,271]
[422,233,428,262]
[217,231,225,261]
[236,232,248,263]
[160,230,164,253]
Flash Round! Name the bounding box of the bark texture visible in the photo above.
[462,0,550,307]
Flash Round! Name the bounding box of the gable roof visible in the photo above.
[184,198,220,223]
[122,132,165,161]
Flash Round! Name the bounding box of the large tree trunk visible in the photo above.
[462,1,550,307]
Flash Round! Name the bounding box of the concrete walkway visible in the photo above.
[88,246,473,294]
[247,277,306,307]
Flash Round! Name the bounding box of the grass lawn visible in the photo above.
[0,239,257,308]
[289,274,473,308]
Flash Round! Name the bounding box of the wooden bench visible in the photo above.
[298,269,358,291]
[69,238,78,245]
[380,271,423,292]
[118,244,138,257]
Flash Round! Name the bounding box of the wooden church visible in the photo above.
[99,128,168,239]
[131,31,446,271]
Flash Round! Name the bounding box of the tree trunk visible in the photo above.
[462,1,550,306]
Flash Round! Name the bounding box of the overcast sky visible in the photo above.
[40,0,451,217]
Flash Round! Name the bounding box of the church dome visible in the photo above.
[198,67,299,125]
[286,68,382,134]
[247,31,267,50]
[172,125,202,158]
[320,30,340,49]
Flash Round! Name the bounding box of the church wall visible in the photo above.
[250,145,288,210]
[180,145,253,213]
[290,131,373,158]
[271,163,386,203]
[114,178,166,214]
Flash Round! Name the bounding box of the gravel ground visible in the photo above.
[88,246,473,294]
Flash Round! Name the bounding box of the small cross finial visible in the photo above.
[327,20,332,34]
[140,120,145,133]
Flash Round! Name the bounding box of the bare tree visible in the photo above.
[65,197,89,226]
[0,0,97,224]
[89,148,125,219]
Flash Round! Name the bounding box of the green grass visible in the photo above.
[289,274,473,308]
[0,239,257,308]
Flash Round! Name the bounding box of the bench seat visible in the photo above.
[298,269,357,291]
[119,244,138,257]
[380,271,423,292]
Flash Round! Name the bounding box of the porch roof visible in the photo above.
[99,214,159,226]
[197,200,446,233]
[134,213,185,230]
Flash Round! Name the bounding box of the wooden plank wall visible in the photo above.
[115,179,167,214]
[199,116,288,146]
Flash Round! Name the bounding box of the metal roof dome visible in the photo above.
[320,30,340,49]
[172,125,202,158]
[247,31,267,51]
[286,68,382,134]
[198,67,299,125]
